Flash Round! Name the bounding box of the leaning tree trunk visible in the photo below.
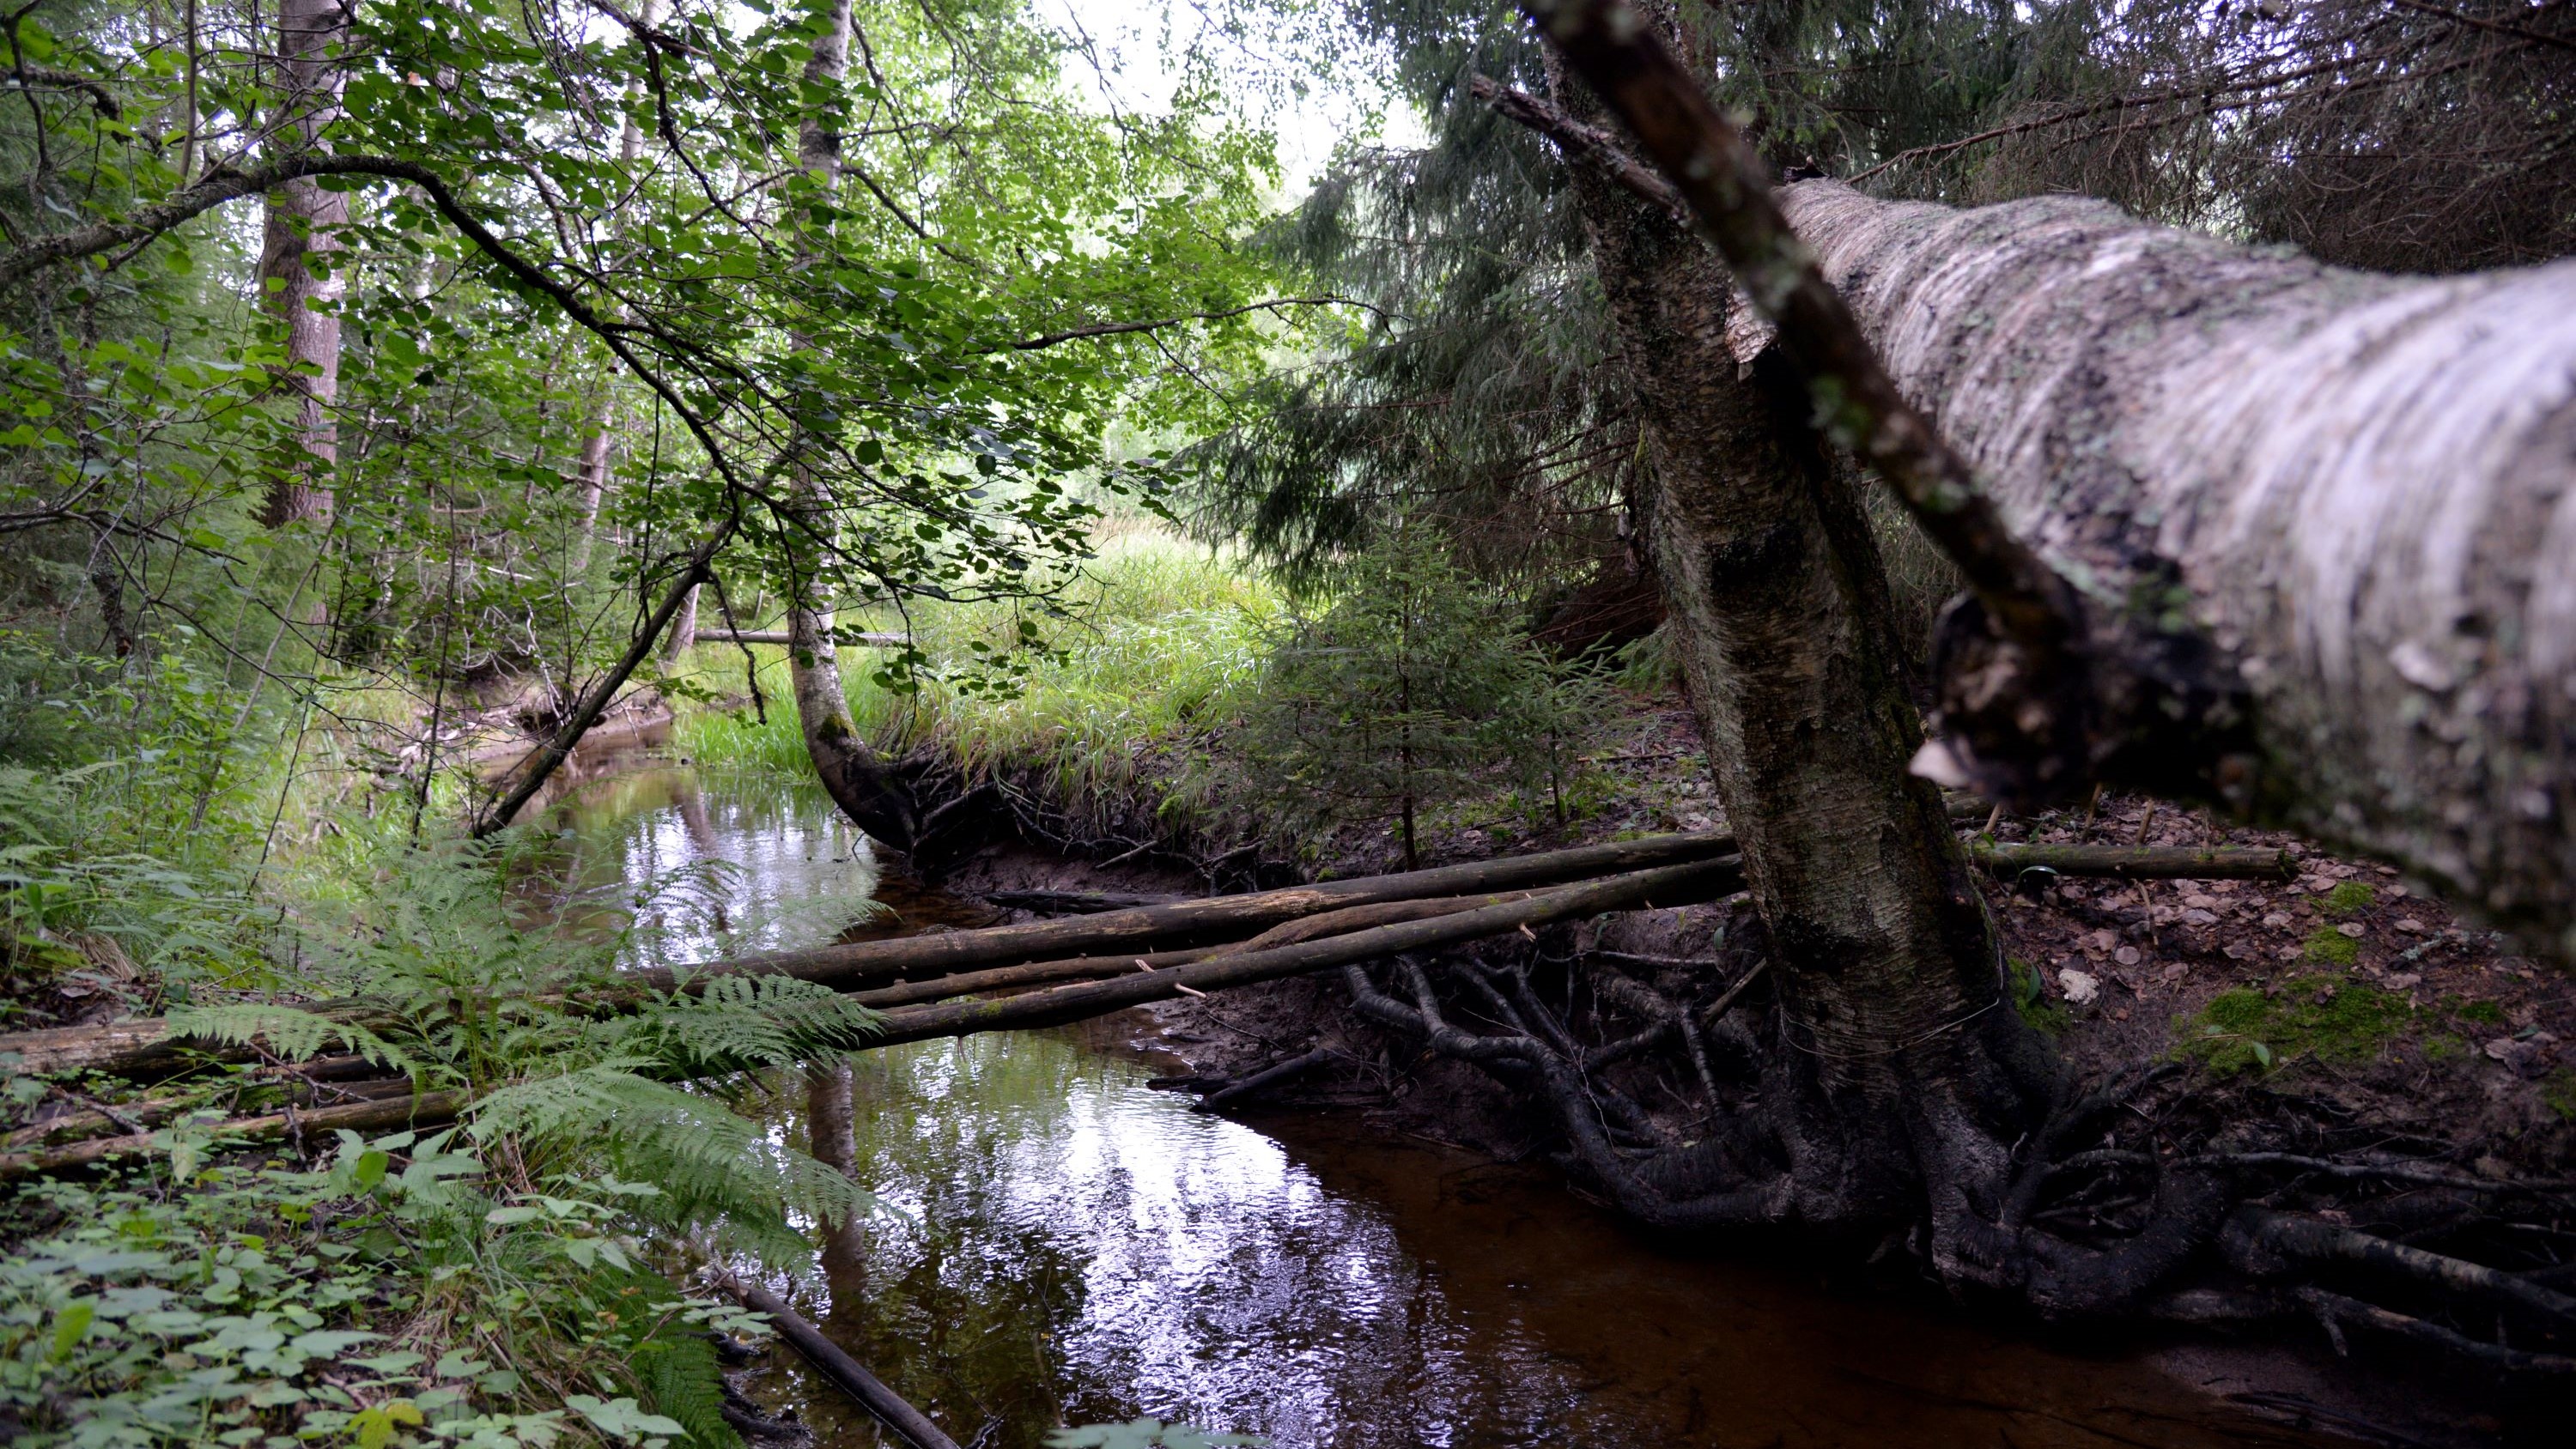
[781,0,918,852]
[1551,39,2060,1239]
[1759,181,2576,955]
[256,0,348,530]
[1516,17,2214,1314]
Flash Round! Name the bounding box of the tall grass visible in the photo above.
[672,531,1281,824]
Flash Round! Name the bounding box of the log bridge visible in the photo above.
[0,828,2276,1182]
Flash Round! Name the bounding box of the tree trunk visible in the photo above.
[256,0,347,530]
[1539,17,2134,1300]
[1760,180,2576,952]
[783,0,918,853]
[659,584,698,665]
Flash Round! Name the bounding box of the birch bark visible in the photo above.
[256,0,348,530]
[1760,181,2576,949]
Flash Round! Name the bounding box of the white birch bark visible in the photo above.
[256,0,348,530]
[1758,180,2576,947]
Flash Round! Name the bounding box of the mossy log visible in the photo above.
[1971,844,2296,881]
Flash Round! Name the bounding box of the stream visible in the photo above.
[546,758,2360,1449]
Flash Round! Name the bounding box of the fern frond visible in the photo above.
[623,975,882,1076]
[164,1003,416,1074]
[468,1067,874,1269]
[632,1331,743,1449]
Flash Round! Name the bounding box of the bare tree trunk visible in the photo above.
[782,0,918,852]
[568,5,656,576]
[256,0,347,530]
[1761,180,2576,952]
[659,583,697,665]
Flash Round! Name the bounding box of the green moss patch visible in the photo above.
[2302,925,2360,966]
[2181,975,2413,1075]
[2321,880,2377,915]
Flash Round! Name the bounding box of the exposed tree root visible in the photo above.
[1311,925,2576,1380]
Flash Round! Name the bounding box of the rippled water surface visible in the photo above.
[553,760,2348,1449]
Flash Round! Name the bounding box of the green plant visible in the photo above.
[1236,530,1601,868]
[2012,960,2071,1037]
[2544,1070,2576,1123]
[0,1125,773,1447]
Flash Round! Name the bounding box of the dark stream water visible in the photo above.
[549,761,2359,1449]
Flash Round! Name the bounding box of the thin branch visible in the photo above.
[1468,73,1686,224]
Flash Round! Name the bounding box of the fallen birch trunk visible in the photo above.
[1754,179,2576,950]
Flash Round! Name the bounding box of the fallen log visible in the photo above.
[1195,1046,1336,1112]
[0,859,1740,1181]
[846,892,1546,1011]
[0,834,1734,1079]
[859,856,1741,1046]
[0,1089,468,1184]
[1971,844,2296,881]
[637,828,1734,992]
[730,1282,961,1449]
[980,888,1183,915]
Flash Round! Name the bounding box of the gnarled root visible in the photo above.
[1327,932,2575,1381]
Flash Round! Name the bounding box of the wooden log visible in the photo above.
[980,888,1183,915]
[843,945,1219,1009]
[843,893,1535,1011]
[0,831,1735,1080]
[860,856,1742,1046]
[1195,1046,1336,1111]
[655,828,1735,994]
[0,859,1740,1181]
[731,1283,961,1449]
[0,1088,468,1184]
[1971,843,2296,881]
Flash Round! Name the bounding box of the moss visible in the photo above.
[2181,974,2413,1075]
[2422,1034,2468,1063]
[2545,1070,2576,1124]
[2452,997,2506,1026]
[2302,925,2360,966]
[2321,880,2376,916]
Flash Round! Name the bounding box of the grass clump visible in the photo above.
[2545,1070,2576,1123]
[2181,975,2413,1074]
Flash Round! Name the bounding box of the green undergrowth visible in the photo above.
[1,1131,769,1448]
[674,532,1280,836]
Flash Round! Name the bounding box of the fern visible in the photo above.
[164,1003,416,1074]
[632,1331,744,1449]
[468,1066,875,1268]
[623,975,883,1076]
